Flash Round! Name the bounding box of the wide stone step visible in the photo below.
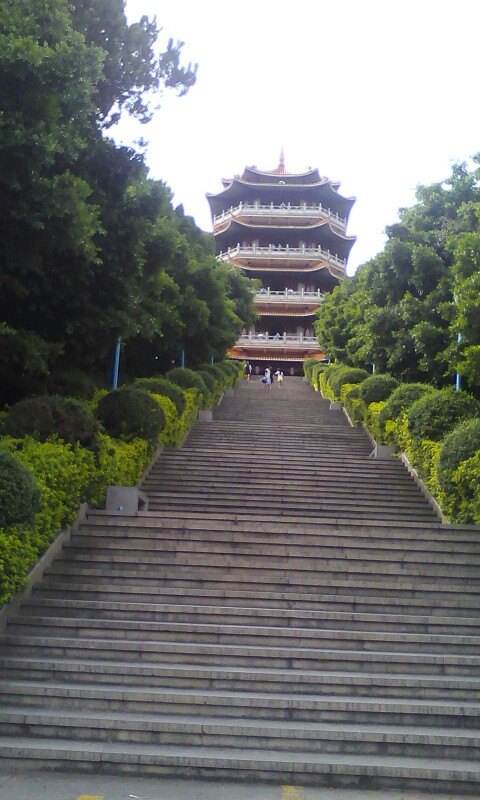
[8,616,480,656]
[4,633,480,674]
[74,528,480,559]
[143,479,424,501]
[42,564,480,599]
[2,656,478,699]
[83,511,476,540]
[57,545,480,578]
[1,681,479,727]
[34,582,480,617]
[1,707,479,760]
[1,736,479,792]
[18,599,480,635]
[145,497,436,522]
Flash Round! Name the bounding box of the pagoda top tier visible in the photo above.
[207,154,355,221]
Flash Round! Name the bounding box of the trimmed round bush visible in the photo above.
[438,417,480,488]
[97,389,165,445]
[303,358,319,380]
[311,362,329,386]
[214,360,238,388]
[0,449,41,528]
[165,368,209,403]
[197,370,221,403]
[407,388,479,443]
[201,364,228,389]
[328,367,369,399]
[48,368,99,400]
[4,395,100,449]
[132,378,186,416]
[359,375,399,405]
[378,383,435,434]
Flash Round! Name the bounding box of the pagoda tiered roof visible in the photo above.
[215,218,356,261]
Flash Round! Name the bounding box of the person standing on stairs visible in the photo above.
[244,361,252,381]
[262,367,272,388]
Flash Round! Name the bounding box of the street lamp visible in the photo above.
[112,336,122,389]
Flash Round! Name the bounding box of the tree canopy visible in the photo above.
[0,0,255,405]
[314,157,480,389]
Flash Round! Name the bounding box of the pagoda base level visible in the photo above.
[228,348,325,376]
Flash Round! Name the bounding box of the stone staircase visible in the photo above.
[1,377,480,792]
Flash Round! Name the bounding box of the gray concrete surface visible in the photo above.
[0,768,469,800]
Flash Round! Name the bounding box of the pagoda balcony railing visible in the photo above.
[214,202,346,231]
[237,333,319,349]
[218,244,346,272]
[255,288,324,303]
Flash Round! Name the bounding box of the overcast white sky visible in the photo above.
[115,0,480,274]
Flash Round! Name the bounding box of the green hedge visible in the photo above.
[166,367,209,407]
[359,375,399,405]
[3,395,100,449]
[0,434,150,604]
[327,367,369,399]
[132,377,186,416]
[97,389,166,445]
[304,358,480,523]
[407,388,478,443]
[378,383,435,440]
[0,449,41,528]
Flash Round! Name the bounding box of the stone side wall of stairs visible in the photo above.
[0,377,479,792]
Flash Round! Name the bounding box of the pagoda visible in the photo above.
[206,152,356,373]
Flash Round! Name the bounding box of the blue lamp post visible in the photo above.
[455,332,462,392]
[112,336,122,389]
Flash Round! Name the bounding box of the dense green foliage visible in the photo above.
[0,0,256,405]
[359,375,399,405]
[132,378,186,416]
[96,389,165,444]
[166,367,209,406]
[406,388,478,442]
[0,450,41,528]
[314,159,480,389]
[377,383,435,436]
[327,366,369,399]
[307,359,480,522]
[0,360,244,605]
[3,396,100,449]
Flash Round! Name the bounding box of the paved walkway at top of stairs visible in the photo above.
[144,376,439,524]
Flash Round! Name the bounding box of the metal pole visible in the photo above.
[180,349,185,368]
[210,356,214,365]
[112,336,121,389]
[372,363,376,374]
[455,332,462,392]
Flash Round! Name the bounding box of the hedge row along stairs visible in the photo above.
[1,377,480,793]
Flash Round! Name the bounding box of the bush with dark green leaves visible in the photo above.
[3,395,100,449]
[97,389,165,445]
[437,417,480,520]
[47,368,99,401]
[359,375,399,405]
[328,367,369,399]
[407,388,479,443]
[311,362,329,389]
[438,417,480,487]
[197,370,222,404]
[303,358,319,380]
[201,364,229,389]
[214,360,239,388]
[378,383,435,435]
[0,449,41,528]
[165,368,209,405]
[132,378,186,416]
